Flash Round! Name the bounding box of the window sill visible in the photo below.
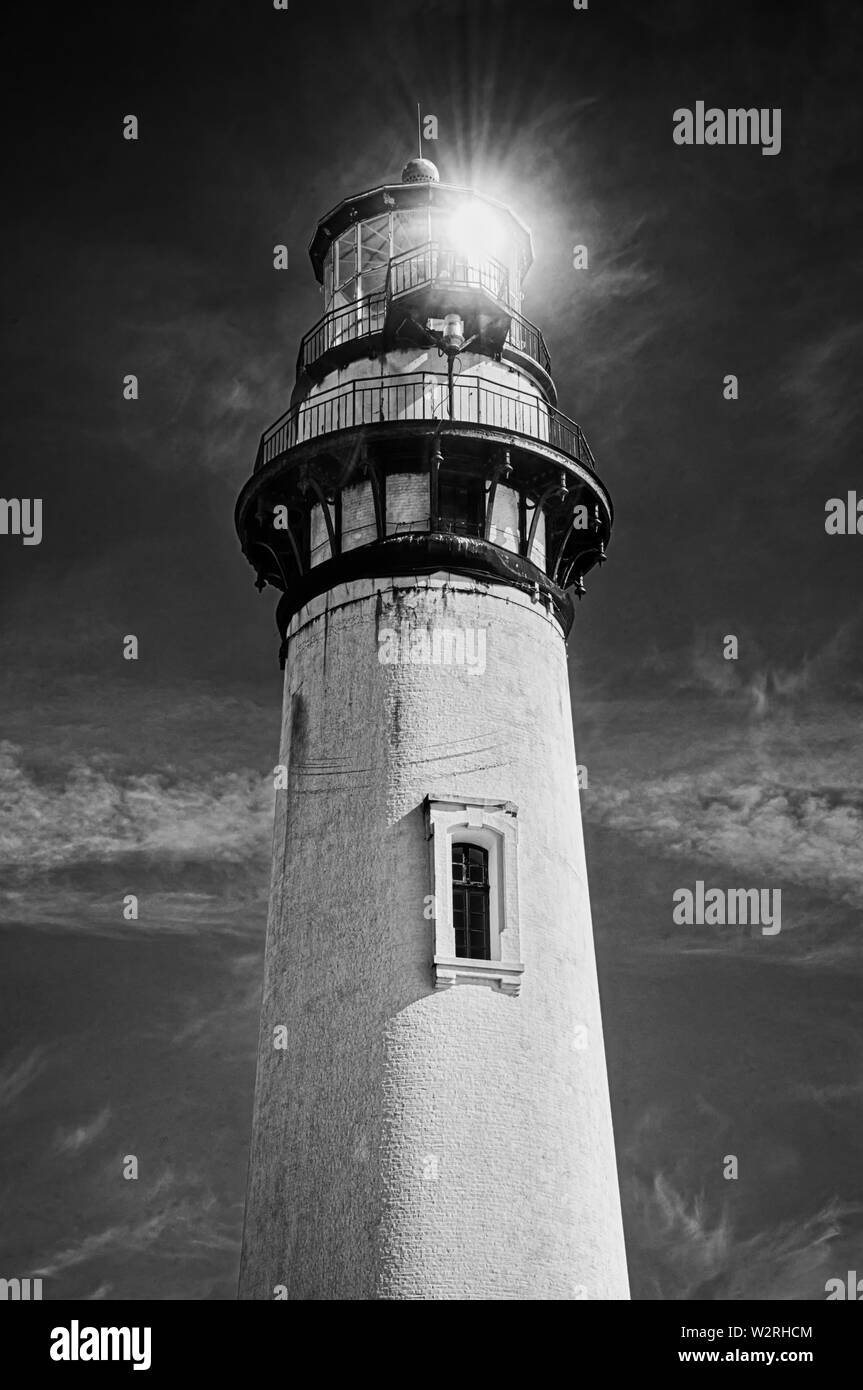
[433,956,524,997]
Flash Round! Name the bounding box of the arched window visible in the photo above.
[451,842,490,960]
[425,797,523,995]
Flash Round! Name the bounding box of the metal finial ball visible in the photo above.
[401,157,440,184]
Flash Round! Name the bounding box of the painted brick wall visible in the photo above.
[239,576,629,1300]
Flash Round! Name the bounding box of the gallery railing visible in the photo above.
[297,290,551,379]
[298,292,388,371]
[505,307,551,376]
[256,373,596,473]
[386,241,509,303]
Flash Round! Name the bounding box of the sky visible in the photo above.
[0,0,861,1300]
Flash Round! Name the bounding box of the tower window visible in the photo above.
[452,843,490,959]
[424,796,523,995]
[438,473,484,537]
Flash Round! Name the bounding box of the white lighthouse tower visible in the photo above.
[235,156,629,1300]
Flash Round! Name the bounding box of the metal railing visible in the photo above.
[506,307,551,375]
[296,285,551,380]
[387,241,509,304]
[256,373,595,473]
[298,291,387,373]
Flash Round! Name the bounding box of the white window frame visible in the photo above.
[424,795,523,996]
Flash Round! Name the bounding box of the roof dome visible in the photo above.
[401,157,440,184]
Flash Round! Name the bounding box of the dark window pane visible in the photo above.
[439,473,485,538]
[452,843,490,960]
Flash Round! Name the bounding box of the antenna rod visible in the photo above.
[417,103,422,159]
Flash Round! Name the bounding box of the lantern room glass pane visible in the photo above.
[361,265,387,296]
[336,230,358,290]
[393,208,429,256]
[359,214,390,299]
[361,214,390,268]
[332,284,357,310]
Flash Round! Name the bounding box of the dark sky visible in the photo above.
[1,0,861,1300]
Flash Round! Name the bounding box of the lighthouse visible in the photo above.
[235,155,629,1300]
